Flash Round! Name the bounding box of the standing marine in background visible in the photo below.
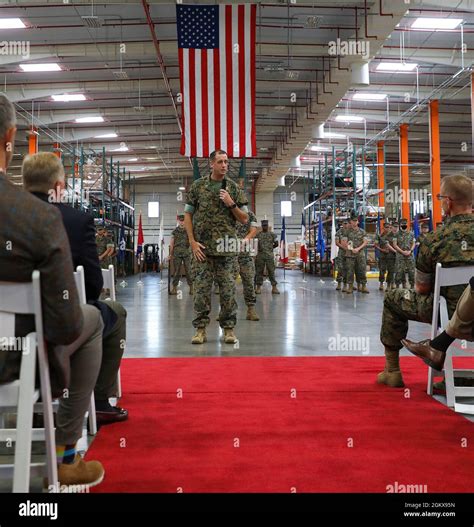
[170,214,193,295]
[392,218,416,289]
[335,219,349,292]
[343,211,370,294]
[255,220,280,294]
[374,221,392,291]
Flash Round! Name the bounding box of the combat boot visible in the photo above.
[170,286,178,295]
[214,286,220,295]
[379,283,384,291]
[189,285,193,295]
[223,328,238,344]
[336,283,342,291]
[346,283,354,294]
[377,349,405,387]
[246,306,260,321]
[357,283,362,292]
[255,285,262,294]
[360,284,370,294]
[272,285,280,294]
[191,328,207,344]
[391,283,397,290]
[341,283,347,293]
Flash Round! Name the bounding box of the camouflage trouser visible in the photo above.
[385,257,396,286]
[192,255,237,329]
[345,254,367,285]
[378,256,388,284]
[237,255,256,306]
[336,255,347,284]
[255,253,277,286]
[380,289,434,351]
[172,255,193,287]
[395,255,415,287]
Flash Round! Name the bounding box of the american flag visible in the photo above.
[176,4,257,158]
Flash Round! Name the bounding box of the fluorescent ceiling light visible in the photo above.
[324,132,347,139]
[376,62,418,72]
[111,146,129,152]
[75,116,104,123]
[411,17,462,30]
[0,18,26,29]
[51,93,86,102]
[335,115,364,122]
[310,145,331,152]
[179,186,186,190]
[95,133,118,138]
[20,63,61,72]
[352,93,387,101]
[127,158,138,162]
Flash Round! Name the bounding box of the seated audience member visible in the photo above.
[0,93,105,487]
[402,277,474,372]
[22,152,128,426]
[378,174,474,388]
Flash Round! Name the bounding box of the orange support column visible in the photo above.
[429,100,442,230]
[28,126,38,155]
[377,140,385,227]
[399,123,410,228]
[53,142,61,159]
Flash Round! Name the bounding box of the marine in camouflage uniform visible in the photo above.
[393,219,416,288]
[184,154,249,344]
[235,210,260,320]
[170,215,193,293]
[385,222,399,289]
[374,222,391,291]
[415,224,430,252]
[255,220,280,294]
[335,220,349,291]
[343,211,370,294]
[96,227,114,270]
[379,199,474,388]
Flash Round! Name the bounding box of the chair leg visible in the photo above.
[444,348,455,408]
[88,394,97,436]
[427,366,435,395]
[116,369,122,399]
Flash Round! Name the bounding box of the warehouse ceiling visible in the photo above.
[1,0,474,191]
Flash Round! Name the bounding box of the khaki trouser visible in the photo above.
[446,282,474,341]
[55,304,103,445]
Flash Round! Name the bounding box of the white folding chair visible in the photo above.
[427,263,474,413]
[0,271,59,492]
[73,266,97,435]
[101,265,122,399]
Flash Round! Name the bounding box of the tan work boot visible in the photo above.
[214,287,220,295]
[341,283,347,293]
[360,284,370,294]
[189,285,193,295]
[170,286,178,295]
[255,285,262,294]
[346,283,354,294]
[379,283,384,291]
[272,285,280,294]
[336,283,341,291]
[57,454,104,489]
[246,306,260,321]
[191,328,207,344]
[377,349,405,387]
[357,283,362,292]
[223,328,238,344]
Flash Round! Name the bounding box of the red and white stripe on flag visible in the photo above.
[178,4,257,158]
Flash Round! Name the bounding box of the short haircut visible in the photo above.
[0,93,16,139]
[22,152,65,193]
[209,149,228,161]
[441,174,473,206]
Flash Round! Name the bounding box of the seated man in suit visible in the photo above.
[22,152,128,426]
[0,94,104,487]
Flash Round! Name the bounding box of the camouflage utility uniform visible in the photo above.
[96,229,114,270]
[394,230,415,288]
[171,226,193,287]
[335,226,348,285]
[255,230,278,286]
[236,210,258,306]
[344,227,369,285]
[380,214,474,352]
[376,231,391,286]
[384,231,397,287]
[185,175,248,329]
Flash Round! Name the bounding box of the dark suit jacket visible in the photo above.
[31,193,117,336]
[0,173,83,390]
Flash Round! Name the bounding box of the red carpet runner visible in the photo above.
[86,357,474,492]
